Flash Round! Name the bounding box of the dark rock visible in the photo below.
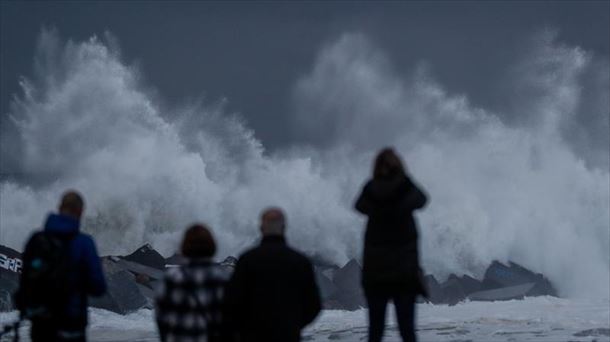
[468,282,536,301]
[122,244,165,270]
[90,270,148,314]
[459,275,482,296]
[165,253,187,267]
[481,261,526,289]
[0,245,21,260]
[2,242,561,313]
[0,267,19,312]
[0,245,22,286]
[331,259,366,310]
[311,255,337,270]
[423,275,443,304]
[314,267,338,301]
[506,262,557,297]
[135,273,151,285]
[481,261,557,297]
[0,290,12,312]
[440,276,467,305]
[220,256,237,268]
[436,274,482,304]
[0,273,18,292]
[114,258,164,281]
[527,278,557,297]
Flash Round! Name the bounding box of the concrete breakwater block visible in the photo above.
[314,267,338,302]
[123,244,166,270]
[90,269,149,314]
[480,261,557,297]
[0,242,561,313]
[0,245,21,312]
[431,274,483,305]
[468,282,537,301]
[323,259,367,311]
[422,274,442,304]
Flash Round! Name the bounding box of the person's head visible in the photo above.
[181,224,217,259]
[373,147,406,180]
[260,207,286,236]
[59,190,85,220]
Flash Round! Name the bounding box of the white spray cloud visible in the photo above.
[1,30,608,298]
[291,32,609,298]
[0,30,358,267]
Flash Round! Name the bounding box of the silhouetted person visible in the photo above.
[16,191,106,342]
[155,224,230,342]
[355,148,428,342]
[224,208,321,342]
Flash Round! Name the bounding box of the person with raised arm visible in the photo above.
[355,148,428,342]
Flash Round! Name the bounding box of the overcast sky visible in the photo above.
[1,1,609,148]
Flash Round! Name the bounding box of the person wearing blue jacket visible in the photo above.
[16,191,106,342]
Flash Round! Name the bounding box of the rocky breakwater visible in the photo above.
[1,244,557,314]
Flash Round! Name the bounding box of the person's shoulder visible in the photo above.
[237,245,262,261]
[284,246,314,267]
[362,179,374,192]
[76,232,94,242]
[73,233,97,249]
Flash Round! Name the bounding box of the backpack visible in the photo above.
[15,231,76,320]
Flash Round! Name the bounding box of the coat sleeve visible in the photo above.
[399,178,428,211]
[82,237,107,297]
[355,178,428,216]
[354,182,374,215]
[300,260,321,328]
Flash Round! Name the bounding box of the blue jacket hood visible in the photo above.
[44,213,80,235]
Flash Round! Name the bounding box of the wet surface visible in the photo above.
[1,297,609,342]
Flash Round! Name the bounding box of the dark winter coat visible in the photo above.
[355,176,427,294]
[223,235,321,342]
[18,214,106,328]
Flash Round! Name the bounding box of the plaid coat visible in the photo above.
[155,260,231,342]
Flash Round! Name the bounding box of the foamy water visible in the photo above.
[1,297,608,341]
[0,29,608,298]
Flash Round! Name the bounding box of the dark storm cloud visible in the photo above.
[1,1,608,149]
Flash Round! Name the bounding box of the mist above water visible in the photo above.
[1,30,608,298]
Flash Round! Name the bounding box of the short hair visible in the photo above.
[59,190,84,217]
[373,147,406,180]
[181,224,217,258]
[260,207,286,236]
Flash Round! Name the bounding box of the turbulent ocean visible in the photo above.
[1,297,609,341]
[0,29,609,340]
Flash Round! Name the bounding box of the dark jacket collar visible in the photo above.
[44,213,80,235]
[261,235,286,245]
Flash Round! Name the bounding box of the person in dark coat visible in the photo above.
[155,223,231,342]
[223,208,321,342]
[355,148,428,342]
[16,191,107,342]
